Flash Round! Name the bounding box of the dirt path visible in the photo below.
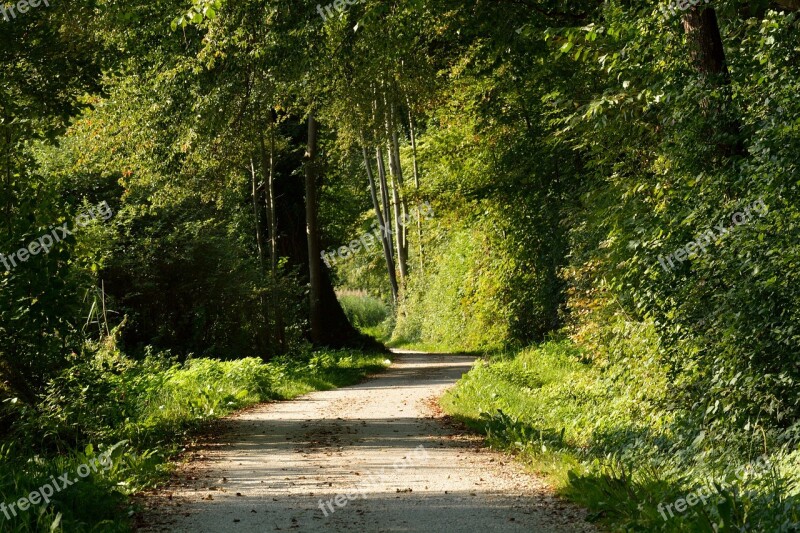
[137,352,596,532]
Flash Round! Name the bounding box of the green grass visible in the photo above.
[338,294,395,343]
[384,338,461,353]
[385,333,489,354]
[359,321,392,343]
[441,340,800,532]
[338,294,390,329]
[0,345,390,532]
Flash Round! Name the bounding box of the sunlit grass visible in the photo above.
[0,348,389,532]
[442,340,799,531]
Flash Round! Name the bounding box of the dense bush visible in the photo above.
[381,4,800,529]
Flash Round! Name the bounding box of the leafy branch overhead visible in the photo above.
[171,0,224,30]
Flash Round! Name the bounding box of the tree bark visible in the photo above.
[269,115,386,351]
[682,6,745,158]
[304,112,323,344]
[267,113,278,273]
[258,108,279,274]
[250,157,266,269]
[387,149,408,281]
[362,142,399,302]
[250,154,271,355]
[267,116,285,349]
[407,107,424,274]
[375,147,393,259]
[387,104,409,280]
[682,7,729,79]
[257,109,282,350]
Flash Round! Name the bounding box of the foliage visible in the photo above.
[338,293,389,329]
[443,340,800,532]
[0,334,388,532]
[2,0,800,530]
[394,224,511,352]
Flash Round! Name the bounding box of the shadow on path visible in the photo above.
[136,353,595,533]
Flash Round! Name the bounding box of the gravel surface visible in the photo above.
[136,352,597,532]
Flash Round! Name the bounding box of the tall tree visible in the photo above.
[363,142,399,302]
[305,112,323,343]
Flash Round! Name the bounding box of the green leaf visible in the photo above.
[50,514,62,532]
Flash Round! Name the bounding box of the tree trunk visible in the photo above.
[267,113,278,273]
[387,104,409,280]
[250,158,266,269]
[375,147,393,258]
[266,116,285,349]
[258,106,286,352]
[249,156,271,354]
[269,115,385,351]
[257,109,282,350]
[682,7,745,158]
[682,8,729,78]
[258,108,279,273]
[362,142,399,302]
[387,148,408,281]
[407,106,424,274]
[304,112,323,344]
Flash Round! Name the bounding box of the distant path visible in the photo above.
[137,352,596,532]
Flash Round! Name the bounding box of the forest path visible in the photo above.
[136,352,595,532]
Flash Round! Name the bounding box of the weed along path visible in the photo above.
[137,353,596,532]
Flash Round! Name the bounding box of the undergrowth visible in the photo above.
[442,339,800,532]
[338,294,389,330]
[0,336,389,532]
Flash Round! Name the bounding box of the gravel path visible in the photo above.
[136,352,596,532]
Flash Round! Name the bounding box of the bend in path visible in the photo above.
[137,353,596,532]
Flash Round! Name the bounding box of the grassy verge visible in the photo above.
[384,338,461,353]
[441,340,799,532]
[338,294,389,330]
[0,343,390,532]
